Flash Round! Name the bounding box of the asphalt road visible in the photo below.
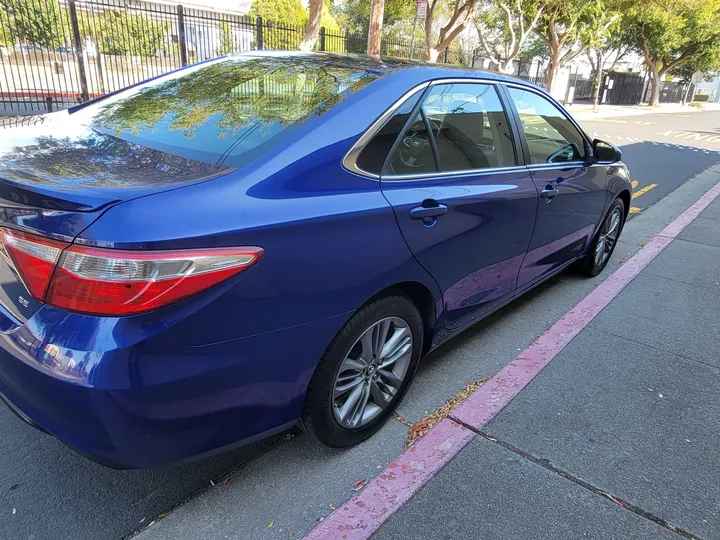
[577,109,720,214]
[1,109,719,540]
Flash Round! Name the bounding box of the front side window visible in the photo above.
[383,82,516,176]
[507,87,586,165]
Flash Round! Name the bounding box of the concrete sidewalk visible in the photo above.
[373,185,720,538]
[570,101,720,121]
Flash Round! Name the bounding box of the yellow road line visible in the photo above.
[629,207,642,214]
[632,184,658,199]
[631,180,639,189]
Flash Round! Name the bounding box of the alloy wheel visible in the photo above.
[594,207,622,268]
[331,317,413,429]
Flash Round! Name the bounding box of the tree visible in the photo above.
[250,0,307,25]
[626,0,720,106]
[532,0,620,92]
[474,0,545,74]
[250,0,308,49]
[425,0,480,63]
[337,0,414,37]
[92,11,169,56]
[299,0,323,51]
[0,0,66,48]
[367,0,384,59]
[299,0,339,51]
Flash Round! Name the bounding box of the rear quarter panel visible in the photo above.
[75,74,443,346]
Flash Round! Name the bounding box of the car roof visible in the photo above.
[228,50,540,90]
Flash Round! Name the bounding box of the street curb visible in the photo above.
[303,179,720,540]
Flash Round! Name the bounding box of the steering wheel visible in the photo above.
[397,118,440,169]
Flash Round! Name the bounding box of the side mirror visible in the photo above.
[593,139,622,164]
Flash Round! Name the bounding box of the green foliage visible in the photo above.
[218,22,234,55]
[519,39,548,61]
[626,0,720,72]
[0,0,66,48]
[320,1,340,34]
[74,9,169,56]
[251,0,308,26]
[95,11,169,56]
[0,19,12,48]
[337,0,414,36]
[251,0,308,49]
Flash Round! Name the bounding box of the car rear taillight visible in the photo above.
[0,228,264,316]
[1,228,68,299]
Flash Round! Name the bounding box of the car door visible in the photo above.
[505,86,609,288]
[375,82,538,330]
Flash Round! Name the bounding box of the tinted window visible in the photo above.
[356,90,422,175]
[79,55,381,166]
[423,83,515,171]
[384,109,438,175]
[507,87,586,164]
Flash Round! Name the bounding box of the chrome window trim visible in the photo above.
[526,161,587,171]
[341,82,430,179]
[383,164,528,181]
[341,76,591,180]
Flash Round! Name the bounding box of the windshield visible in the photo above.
[79,54,381,166]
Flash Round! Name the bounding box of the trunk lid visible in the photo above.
[0,113,232,322]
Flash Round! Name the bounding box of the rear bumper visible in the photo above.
[0,305,349,468]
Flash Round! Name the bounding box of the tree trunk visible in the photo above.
[367,0,385,60]
[648,64,660,106]
[545,52,559,92]
[428,48,440,62]
[299,0,323,51]
[592,51,604,109]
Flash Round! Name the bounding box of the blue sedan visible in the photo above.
[0,52,631,468]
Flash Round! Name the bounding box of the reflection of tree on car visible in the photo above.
[91,55,378,166]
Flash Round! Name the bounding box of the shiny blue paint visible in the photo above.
[517,164,608,286]
[0,53,631,468]
[381,169,537,329]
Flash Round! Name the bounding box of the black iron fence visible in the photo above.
[0,0,464,117]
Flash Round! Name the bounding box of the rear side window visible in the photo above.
[356,90,423,175]
[422,83,515,172]
[507,87,586,164]
[383,82,516,176]
[81,55,380,166]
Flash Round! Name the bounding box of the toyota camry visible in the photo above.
[0,52,631,468]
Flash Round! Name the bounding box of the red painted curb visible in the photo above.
[303,418,474,540]
[303,179,720,540]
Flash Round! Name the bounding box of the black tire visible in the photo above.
[577,197,626,277]
[300,295,423,448]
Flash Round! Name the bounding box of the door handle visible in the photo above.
[410,202,448,220]
[540,185,558,203]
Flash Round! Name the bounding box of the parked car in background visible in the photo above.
[0,52,631,468]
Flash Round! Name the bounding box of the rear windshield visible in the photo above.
[80,54,381,166]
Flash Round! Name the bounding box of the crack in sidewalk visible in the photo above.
[449,417,703,540]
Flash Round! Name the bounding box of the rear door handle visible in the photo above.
[410,203,448,220]
[540,185,558,202]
